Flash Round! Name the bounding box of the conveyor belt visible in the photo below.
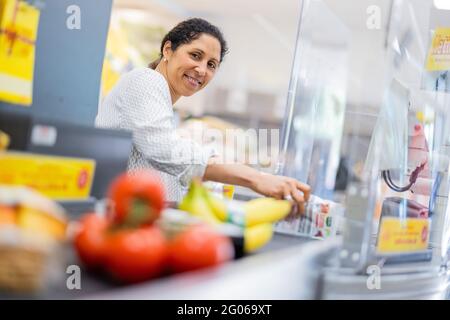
[0,233,314,300]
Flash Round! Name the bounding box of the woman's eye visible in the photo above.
[191,53,200,59]
[208,63,217,70]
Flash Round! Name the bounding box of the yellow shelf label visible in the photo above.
[426,27,450,71]
[0,152,96,200]
[0,0,40,106]
[377,217,430,254]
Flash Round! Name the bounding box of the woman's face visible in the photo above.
[164,33,221,98]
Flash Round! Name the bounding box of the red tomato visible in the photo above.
[105,226,169,283]
[169,225,234,273]
[74,213,109,270]
[108,170,165,227]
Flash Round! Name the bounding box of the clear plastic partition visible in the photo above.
[276,0,450,273]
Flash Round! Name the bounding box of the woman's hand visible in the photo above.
[250,172,310,207]
[203,161,310,210]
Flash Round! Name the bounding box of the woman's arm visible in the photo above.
[203,157,310,205]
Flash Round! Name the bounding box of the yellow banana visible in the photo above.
[181,183,279,253]
[204,193,228,221]
[243,198,292,226]
[178,180,222,225]
[205,194,292,227]
[244,223,273,253]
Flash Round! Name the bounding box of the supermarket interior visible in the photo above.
[1,0,450,300]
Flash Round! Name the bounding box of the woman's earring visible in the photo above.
[163,58,167,62]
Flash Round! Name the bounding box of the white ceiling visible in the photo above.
[112,0,447,133]
[114,0,302,93]
[112,0,402,97]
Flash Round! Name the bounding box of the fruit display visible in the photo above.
[73,170,235,284]
[107,170,165,226]
[0,186,68,293]
[75,212,170,284]
[104,226,169,283]
[168,224,234,273]
[243,223,274,253]
[179,180,223,225]
[178,179,293,253]
[73,213,109,270]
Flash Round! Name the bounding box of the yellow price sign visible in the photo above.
[0,0,41,106]
[426,27,450,71]
[377,217,430,254]
[0,152,96,200]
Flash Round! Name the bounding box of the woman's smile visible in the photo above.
[183,74,203,89]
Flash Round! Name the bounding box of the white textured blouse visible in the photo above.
[95,67,213,201]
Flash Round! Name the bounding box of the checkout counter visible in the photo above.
[29,233,322,300]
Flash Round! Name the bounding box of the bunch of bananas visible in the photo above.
[179,179,292,253]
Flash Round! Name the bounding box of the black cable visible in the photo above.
[382,170,399,191]
[387,170,412,192]
[382,170,412,192]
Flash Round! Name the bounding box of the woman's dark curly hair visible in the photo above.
[149,18,228,69]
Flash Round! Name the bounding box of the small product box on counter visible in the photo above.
[275,195,344,239]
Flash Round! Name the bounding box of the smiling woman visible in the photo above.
[156,33,221,101]
[150,18,227,102]
[96,18,310,204]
